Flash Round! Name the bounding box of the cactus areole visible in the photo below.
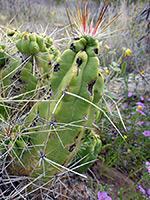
[1,0,123,182]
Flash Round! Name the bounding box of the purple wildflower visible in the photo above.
[98,191,112,200]
[131,111,136,115]
[126,126,131,131]
[136,102,145,109]
[140,96,144,101]
[128,92,133,97]
[123,103,128,108]
[147,99,150,101]
[138,185,146,195]
[127,120,132,124]
[136,132,140,136]
[148,189,150,199]
[138,110,146,116]
[142,131,150,139]
[139,121,146,125]
[142,130,150,136]
[145,161,150,175]
[118,97,124,100]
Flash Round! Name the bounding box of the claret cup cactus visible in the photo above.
[0,0,123,191]
[20,35,104,179]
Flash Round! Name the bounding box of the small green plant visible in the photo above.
[91,178,113,199]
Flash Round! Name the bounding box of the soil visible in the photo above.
[50,159,136,200]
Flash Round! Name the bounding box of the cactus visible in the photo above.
[0,1,124,198]
[1,34,104,181]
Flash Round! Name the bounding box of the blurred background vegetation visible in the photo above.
[0,0,148,26]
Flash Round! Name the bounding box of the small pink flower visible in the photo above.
[138,110,146,116]
[123,103,128,108]
[142,131,150,140]
[138,185,146,195]
[140,96,144,101]
[142,131,150,137]
[145,161,150,175]
[118,97,124,100]
[127,120,132,124]
[98,191,112,200]
[131,111,136,115]
[128,92,133,97]
[139,121,146,125]
[126,126,131,131]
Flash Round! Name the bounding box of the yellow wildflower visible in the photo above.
[140,70,145,74]
[124,135,127,139]
[138,105,142,110]
[104,45,110,50]
[1,15,7,20]
[124,49,132,57]
[105,69,109,75]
